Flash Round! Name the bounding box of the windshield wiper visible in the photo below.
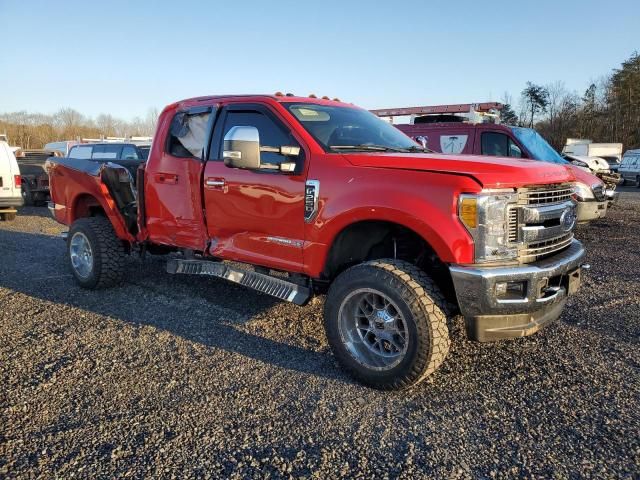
[329,144,410,153]
[404,145,433,153]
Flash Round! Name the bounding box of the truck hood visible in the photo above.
[344,152,574,188]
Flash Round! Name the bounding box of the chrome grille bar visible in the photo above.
[511,184,576,263]
[519,233,574,263]
[518,184,574,205]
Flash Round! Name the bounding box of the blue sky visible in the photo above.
[1,0,638,120]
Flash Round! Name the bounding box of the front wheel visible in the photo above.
[324,259,450,390]
[67,217,126,289]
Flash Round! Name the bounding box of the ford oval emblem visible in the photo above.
[560,207,577,231]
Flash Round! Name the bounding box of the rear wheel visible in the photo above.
[21,183,34,206]
[67,217,126,289]
[324,259,450,390]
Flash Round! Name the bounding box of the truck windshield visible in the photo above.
[510,127,568,165]
[285,103,420,152]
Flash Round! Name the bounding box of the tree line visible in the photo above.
[501,52,640,151]
[0,108,158,150]
[2,52,639,152]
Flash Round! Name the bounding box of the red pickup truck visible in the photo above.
[47,94,586,389]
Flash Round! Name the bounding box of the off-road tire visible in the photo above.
[324,259,450,390]
[67,217,125,289]
[0,212,17,221]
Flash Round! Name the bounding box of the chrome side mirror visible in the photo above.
[223,126,261,170]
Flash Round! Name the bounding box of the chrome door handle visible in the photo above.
[205,179,226,187]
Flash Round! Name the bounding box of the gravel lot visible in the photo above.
[1,191,639,478]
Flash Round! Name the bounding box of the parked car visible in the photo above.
[14,148,59,206]
[0,140,24,220]
[47,94,586,390]
[372,103,611,224]
[562,139,623,172]
[620,149,640,187]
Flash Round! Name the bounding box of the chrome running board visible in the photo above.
[166,259,311,305]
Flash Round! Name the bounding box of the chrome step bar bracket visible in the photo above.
[166,259,311,306]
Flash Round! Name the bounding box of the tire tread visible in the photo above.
[325,259,450,390]
[68,217,125,289]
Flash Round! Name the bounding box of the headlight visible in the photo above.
[458,190,518,263]
[572,183,595,201]
[591,183,606,201]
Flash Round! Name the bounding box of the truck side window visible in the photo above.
[481,132,522,158]
[221,111,296,165]
[481,132,509,157]
[168,111,211,159]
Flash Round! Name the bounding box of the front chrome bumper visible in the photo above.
[449,240,585,342]
[576,199,607,223]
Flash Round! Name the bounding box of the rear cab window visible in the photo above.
[121,146,140,160]
[69,146,93,159]
[91,145,122,160]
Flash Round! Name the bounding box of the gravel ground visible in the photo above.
[1,192,639,478]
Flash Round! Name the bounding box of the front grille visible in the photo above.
[511,184,575,263]
[518,184,573,205]
[519,233,573,263]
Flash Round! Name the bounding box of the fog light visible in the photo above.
[496,281,527,300]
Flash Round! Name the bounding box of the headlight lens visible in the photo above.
[458,190,518,263]
[573,183,595,201]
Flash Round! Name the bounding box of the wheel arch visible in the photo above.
[69,192,133,242]
[318,217,459,305]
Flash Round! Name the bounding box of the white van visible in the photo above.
[0,140,23,220]
[620,149,640,187]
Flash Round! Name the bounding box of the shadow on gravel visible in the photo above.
[17,205,53,219]
[0,229,347,384]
